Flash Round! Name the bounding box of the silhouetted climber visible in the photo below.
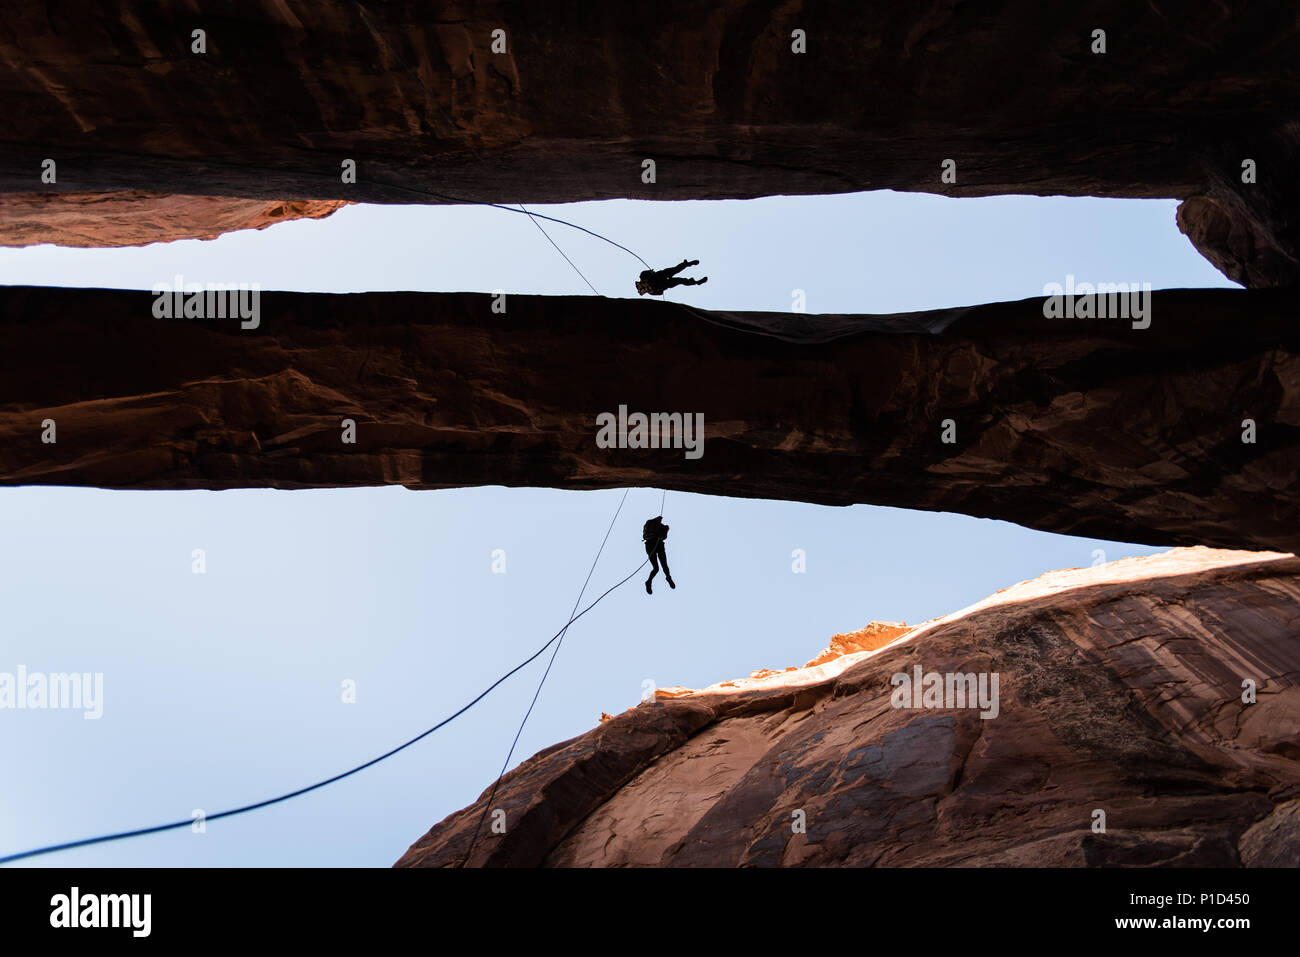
[643,516,675,594]
[636,259,708,296]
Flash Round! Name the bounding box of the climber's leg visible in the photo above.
[658,545,675,588]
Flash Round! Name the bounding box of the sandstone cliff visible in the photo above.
[0,192,346,248]
[1,4,1297,554]
[1,285,1295,554]
[0,2,1297,283]
[396,548,1300,867]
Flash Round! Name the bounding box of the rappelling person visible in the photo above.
[643,515,675,594]
[635,259,708,296]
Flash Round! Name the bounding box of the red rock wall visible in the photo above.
[0,285,1296,553]
[0,192,346,247]
[396,549,1300,867]
[0,2,1296,280]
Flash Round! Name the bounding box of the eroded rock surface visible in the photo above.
[0,3,1296,282]
[0,192,346,248]
[396,548,1300,867]
[0,285,1296,553]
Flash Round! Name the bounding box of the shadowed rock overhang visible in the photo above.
[0,284,1295,553]
[0,2,1297,282]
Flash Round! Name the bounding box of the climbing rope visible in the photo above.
[359,173,653,271]
[461,487,632,865]
[518,202,601,295]
[353,0,649,291]
[15,129,657,280]
[0,504,650,866]
[1,11,729,872]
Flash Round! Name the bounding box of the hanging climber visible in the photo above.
[643,515,675,594]
[635,259,708,296]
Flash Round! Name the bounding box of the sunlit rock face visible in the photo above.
[0,2,1296,283]
[396,548,1300,867]
[0,192,347,248]
[0,285,1296,553]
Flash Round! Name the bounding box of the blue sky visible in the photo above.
[0,191,1236,866]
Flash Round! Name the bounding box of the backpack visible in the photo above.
[643,518,668,543]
